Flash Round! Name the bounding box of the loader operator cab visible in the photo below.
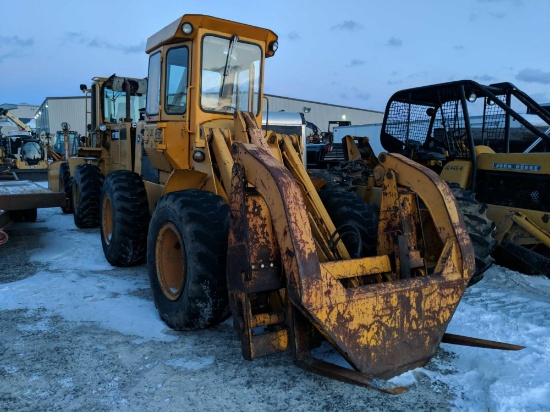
[140,15,278,191]
[144,17,273,121]
[80,74,147,173]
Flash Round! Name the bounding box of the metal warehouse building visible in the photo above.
[34,96,90,138]
[8,93,382,137]
[265,94,383,131]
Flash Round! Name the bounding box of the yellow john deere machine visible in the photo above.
[52,15,523,390]
[376,80,549,277]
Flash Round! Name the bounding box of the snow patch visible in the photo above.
[165,356,215,371]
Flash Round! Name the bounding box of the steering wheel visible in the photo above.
[220,105,237,113]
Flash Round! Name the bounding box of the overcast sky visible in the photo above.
[1,0,549,111]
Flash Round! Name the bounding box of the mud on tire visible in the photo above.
[450,183,496,286]
[59,162,73,214]
[318,190,378,258]
[73,164,104,228]
[101,171,149,267]
[147,190,230,330]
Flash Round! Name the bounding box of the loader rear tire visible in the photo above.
[100,171,149,266]
[147,190,230,330]
[450,184,496,286]
[319,190,378,258]
[59,162,73,214]
[73,164,104,228]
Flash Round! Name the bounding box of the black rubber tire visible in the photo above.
[9,208,37,222]
[100,170,149,266]
[147,190,230,330]
[450,183,496,286]
[59,162,73,214]
[73,164,104,228]
[318,190,378,258]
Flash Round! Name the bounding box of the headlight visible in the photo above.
[269,41,278,52]
[192,150,206,162]
[181,22,193,35]
[99,124,107,131]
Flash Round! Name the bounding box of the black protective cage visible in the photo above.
[381,80,550,157]
[381,80,550,211]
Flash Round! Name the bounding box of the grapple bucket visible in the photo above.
[226,127,474,385]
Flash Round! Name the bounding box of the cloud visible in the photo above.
[347,59,365,67]
[287,31,301,41]
[66,32,144,54]
[331,21,364,31]
[386,37,403,47]
[516,68,550,84]
[356,92,370,101]
[0,51,21,64]
[0,36,34,64]
[0,35,34,47]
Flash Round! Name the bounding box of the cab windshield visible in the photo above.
[200,35,262,115]
[103,82,146,123]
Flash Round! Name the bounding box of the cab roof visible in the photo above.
[145,14,278,56]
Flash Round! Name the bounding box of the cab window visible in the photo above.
[146,51,161,115]
[165,46,189,114]
[200,35,262,115]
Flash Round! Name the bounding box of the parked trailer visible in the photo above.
[0,172,65,231]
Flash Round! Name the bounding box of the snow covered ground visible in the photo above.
[0,207,549,411]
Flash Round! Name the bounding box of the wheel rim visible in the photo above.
[102,195,113,245]
[156,222,186,301]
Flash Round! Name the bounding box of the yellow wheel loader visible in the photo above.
[375,80,549,277]
[47,75,148,225]
[57,16,523,390]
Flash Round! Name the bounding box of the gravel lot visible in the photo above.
[0,207,529,411]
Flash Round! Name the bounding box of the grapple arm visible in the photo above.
[227,137,475,382]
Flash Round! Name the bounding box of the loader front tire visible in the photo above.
[319,190,378,258]
[100,171,149,266]
[59,162,73,214]
[450,184,496,286]
[73,164,104,228]
[147,190,230,330]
